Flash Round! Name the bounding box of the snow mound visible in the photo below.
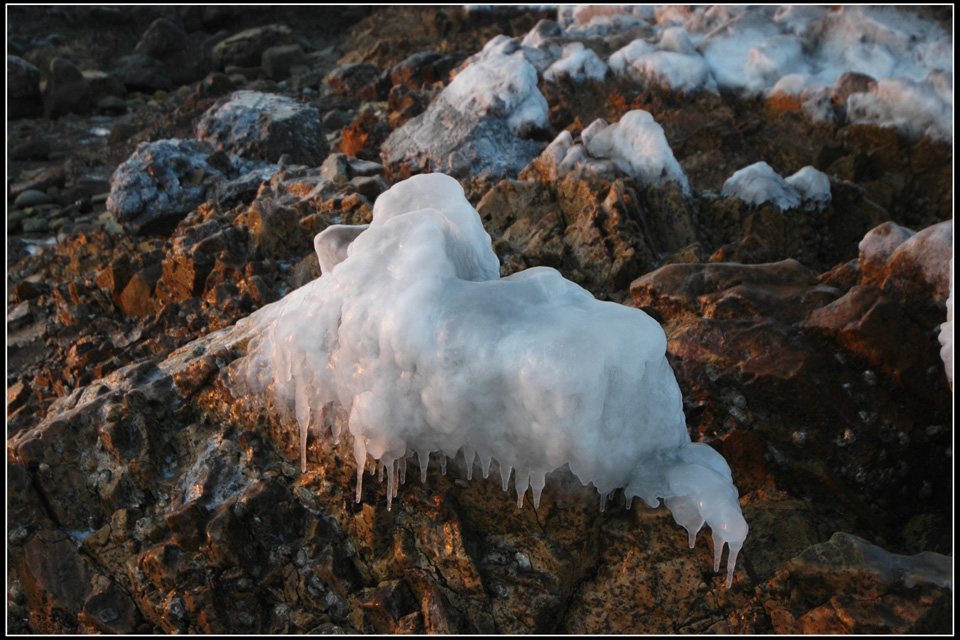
[723,162,832,210]
[233,173,748,588]
[544,42,608,82]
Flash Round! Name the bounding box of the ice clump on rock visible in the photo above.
[533,111,691,194]
[380,38,548,179]
[233,173,748,588]
[554,5,953,140]
[544,42,608,82]
[722,162,832,210]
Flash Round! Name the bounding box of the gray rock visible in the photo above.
[131,17,211,87]
[195,90,329,166]
[44,57,91,118]
[8,55,43,120]
[22,217,51,233]
[381,97,544,180]
[14,190,54,208]
[106,139,226,233]
[320,153,351,184]
[113,54,172,93]
[82,70,127,102]
[213,24,297,69]
[261,44,308,81]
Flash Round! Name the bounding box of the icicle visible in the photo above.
[599,492,607,513]
[530,471,546,510]
[464,448,476,481]
[515,470,529,509]
[354,438,366,504]
[439,456,447,476]
[712,529,724,573]
[500,462,512,492]
[725,540,743,589]
[480,454,492,479]
[418,450,430,483]
[386,458,396,512]
[398,457,407,485]
[295,378,310,472]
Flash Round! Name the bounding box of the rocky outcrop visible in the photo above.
[6,5,954,636]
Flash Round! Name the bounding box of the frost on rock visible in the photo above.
[107,139,221,233]
[381,44,548,179]
[107,138,277,233]
[195,90,329,165]
[232,173,748,587]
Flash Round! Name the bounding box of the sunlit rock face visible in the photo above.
[232,173,748,587]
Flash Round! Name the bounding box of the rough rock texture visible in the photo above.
[195,90,329,166]
[381,97,544,181]
[105,139,224,233]
[7,5,953,635]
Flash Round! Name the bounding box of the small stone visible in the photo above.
[14,190,54,208]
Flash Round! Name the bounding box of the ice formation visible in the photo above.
[557,5,953,140]
[534,111,691,193]
[722,162,831,210]
[234,173,748,587]
[543,42,608,83]
[445,47,549,137]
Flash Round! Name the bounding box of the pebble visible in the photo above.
[13,190,54,208]
[22,217,51,233]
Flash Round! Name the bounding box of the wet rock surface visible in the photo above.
[7,6,953,635]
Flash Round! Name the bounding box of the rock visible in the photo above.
[340,111,391,161]
[858,221,916,286]
[245,197,307,260]
[799,285,940,389]
[10,167,67,200]
[881,220,952,306]
[8,55,43,120]
[326,62,384,100]
[20,530,96,631]
[261,44,308,81]
[106,139,224,233]
[44,57,91,118]
[113,53,172,92]
[387,50,458,91]
[213,24,297,69]
[14,189,55,208]
[10,138,52,161]
[381,45,549,180]
[22,217,52,233]
[760,532,952,633]
[195,90,329,166]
